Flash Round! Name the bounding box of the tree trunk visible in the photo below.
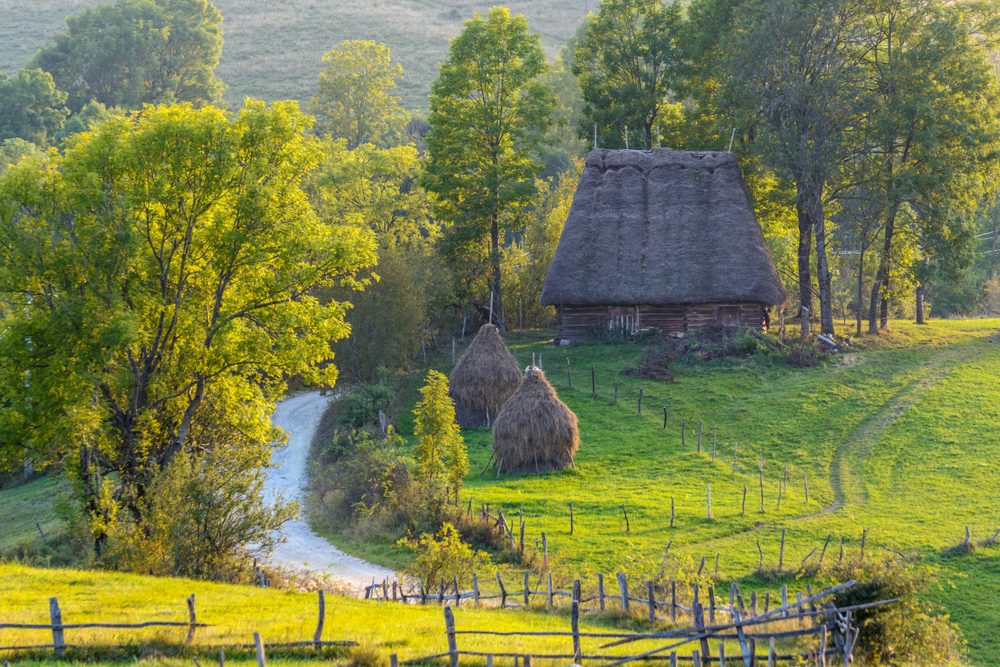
[915,284,925,324]
[490,214,504,331]
[856,247,865,337]
[814,210,835,335]
[794,184,814,321]
[868,206,897,333]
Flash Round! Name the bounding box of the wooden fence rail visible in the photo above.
[395,581,881,667]
[0,591,356,661]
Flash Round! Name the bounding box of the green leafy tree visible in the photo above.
[0,101,376,563]
[422,7,553,331]
[32,0,224,112]
[722,0,865,334]
[412,371,466,504]
[574,0,686,149]
[0,69,69,144]
[398,523,491,588]
[309,40,408,148]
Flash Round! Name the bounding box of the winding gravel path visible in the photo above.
[264,391,395,590]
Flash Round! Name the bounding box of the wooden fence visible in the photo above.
[394,581,891,666]
[0,590,355,662]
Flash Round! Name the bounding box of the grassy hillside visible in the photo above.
[0,0,591,110]
[378,319,999,664]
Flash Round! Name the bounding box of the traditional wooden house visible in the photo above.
[541,149,785,341]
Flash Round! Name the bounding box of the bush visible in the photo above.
[826,559,963,666]
[317,427,412,521]
[337,382,397,430]
[398,522,492,589]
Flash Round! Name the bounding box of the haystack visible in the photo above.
[492,367,579,474]
[449,323,522,427]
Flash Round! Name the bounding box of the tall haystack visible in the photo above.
[449,324,522,427]
[492,367,579,474]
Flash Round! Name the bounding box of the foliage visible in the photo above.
[337,383,398,431]
[503,160,581,329]
[412,371,466,506]
[0,68,69,144]
[314,427,412,522]
[573,0,686,149]
[102,448,297,582]
[0,139,45,175]
[0,101,376,572]
[308,40,409,148]
[54,100,115,144]
[828,559,963,666]
[423,7,554,329]
[31,0,224,112]
[398,522,491,589]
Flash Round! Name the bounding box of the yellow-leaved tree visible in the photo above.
[413,371,467,508]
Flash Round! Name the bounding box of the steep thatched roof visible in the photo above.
[541,149,786,307]
[449,324,522,428]
[492,367,579,474]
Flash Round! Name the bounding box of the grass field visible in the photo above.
[378,319,1000,664]
[0,0,591,110]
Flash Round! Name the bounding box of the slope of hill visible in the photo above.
[0,0,592,110]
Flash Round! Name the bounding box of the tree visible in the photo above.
[0,69,69,144]
[412,371,466,504]
[723,0,865,334]
[32,0,224,112]
[309,41,408,148]
[0,101,376,563]
[573,0,686,149]
[423,7,553,330]
[852,0,1000,331]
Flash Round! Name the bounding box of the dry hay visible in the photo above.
[449,324,522,427]
[492,367,579,474]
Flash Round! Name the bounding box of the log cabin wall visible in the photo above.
[556,303,768,341]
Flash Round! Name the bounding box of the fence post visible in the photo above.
[569,503,574,535]
[49,597,65,659]
[617,572,629,611]
[523,570,531,606]
[313,590,325,649]
[708,585,716,624]
[454,576,461,606]
[572,580,582,662]
[547,574,554,608]
[444,607,459,667]
[497,571,508,608]
[186,594,197,646]
[818,623,827,667]
[670,580,677,623]
[472,573,480,605]
[390,654,399,667]
[693,584,710,659]
[698,420,703,453]
[598,573,606,611]
[253,632,267,667]
[647,582,656,622]
[670,497,675,528]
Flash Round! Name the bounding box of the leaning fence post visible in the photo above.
[49,597,65,659]
[186,594,197,645]
[253,632,267,667]
[313,590,325,649]
[497,571,508,608]
[571,580,582,662]
[444,607,459,667]
[616,572,629,610]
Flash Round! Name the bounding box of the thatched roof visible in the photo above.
[541,149,785,307]
[492,367,579,474]
[448,324,521,428]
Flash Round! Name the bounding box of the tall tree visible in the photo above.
[574,0,686,149]
[0,102,376,556]
[854,0,1000,331]
[723,0,865,334]
[0,69,69,145]
[422,7,553,330]
[309,40,409,148]
[32,0,224,112]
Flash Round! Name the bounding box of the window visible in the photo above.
[717,305,740,327]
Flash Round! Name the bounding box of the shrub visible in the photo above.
[826,559,963,666]
[398,522,492,589]
[337,382,397,430]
